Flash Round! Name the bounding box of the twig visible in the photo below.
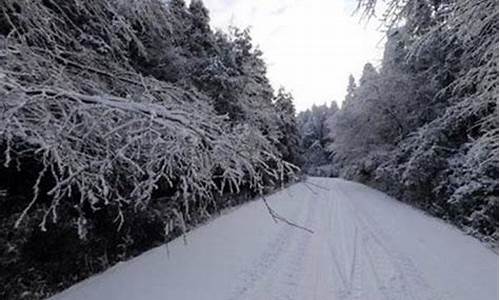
[262,197,314,234]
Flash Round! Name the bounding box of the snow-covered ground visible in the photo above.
[50,178,498,300]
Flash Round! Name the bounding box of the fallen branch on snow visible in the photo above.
[262,197,314,234]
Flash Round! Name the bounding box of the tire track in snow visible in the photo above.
[325,182,354,299]
[337,183,443,300]
[227,186,317,300]
[327,182,369,300]
[275,198,316,300]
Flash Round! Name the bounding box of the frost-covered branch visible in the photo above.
[0,0,297,236]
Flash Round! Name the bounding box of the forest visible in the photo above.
[0,0,497,299]
[0,0,301,298]
[300,0,498,247]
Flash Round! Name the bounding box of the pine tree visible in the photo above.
[188,0,214,56]
[359,63,378,85]
[343,75,357,107]
[274,88,301,165]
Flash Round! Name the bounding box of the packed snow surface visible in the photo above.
[50,178,498,300]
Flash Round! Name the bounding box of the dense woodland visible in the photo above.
[301,0,498,246]
[297,102,339,176]
[0,0,497,298]
[0,0,300,298]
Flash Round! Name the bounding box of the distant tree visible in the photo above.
[359,62,378,85]
[343,75,357,107]
[274,88,301,165]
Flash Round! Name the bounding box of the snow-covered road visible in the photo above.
[51,178,498,300]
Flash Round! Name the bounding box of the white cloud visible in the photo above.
[200,0,385,111]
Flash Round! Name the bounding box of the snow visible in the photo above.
[49,178,498,300]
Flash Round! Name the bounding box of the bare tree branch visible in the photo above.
[262,196,314,234]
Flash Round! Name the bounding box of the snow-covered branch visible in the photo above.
[0,0,297,236]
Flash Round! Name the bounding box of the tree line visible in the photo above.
[300,0,498,247]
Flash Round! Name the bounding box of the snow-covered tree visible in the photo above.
[274,88,301,166]
[343,75,357,106]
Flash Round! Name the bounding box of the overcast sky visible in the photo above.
[199,0,385,111]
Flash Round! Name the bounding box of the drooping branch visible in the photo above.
[0,29,295,237]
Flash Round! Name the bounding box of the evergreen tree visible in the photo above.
[274,88,301,165]
[343,75,357,107]
[188,0,214,57]
[359,62,378,85]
